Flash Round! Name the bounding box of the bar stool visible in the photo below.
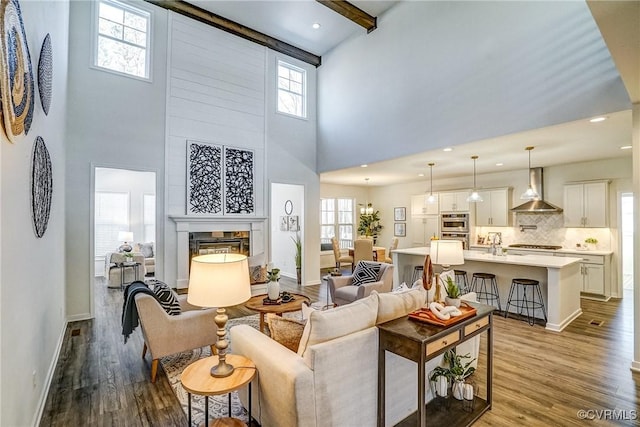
[411,266,424,285]
[504,278,547,326]
[470,272,501,311]
[454,270,469,293]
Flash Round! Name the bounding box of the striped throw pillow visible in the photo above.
[352,261,381,286]
[149,280,181,315]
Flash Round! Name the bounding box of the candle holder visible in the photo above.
[429,372,451,411]
[462,381,478,413]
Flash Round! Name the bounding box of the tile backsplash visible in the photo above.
[476,213,611,250]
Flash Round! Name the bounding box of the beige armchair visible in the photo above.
[328,262,394,305]
[105,252,146,288]
[135,293,217,382]
[331,237,353,270]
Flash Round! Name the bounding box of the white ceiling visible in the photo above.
[186,1,636,187]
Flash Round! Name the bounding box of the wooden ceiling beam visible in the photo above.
[316,0,377,33]
[145,0,322,67]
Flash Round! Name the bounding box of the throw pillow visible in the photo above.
[148,280,181,315]
[139,242,154,258]
[352,261,381,286]
[266,314,305,352]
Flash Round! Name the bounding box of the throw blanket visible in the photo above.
[122,281,155,343]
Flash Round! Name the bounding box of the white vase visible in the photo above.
[267,280,280,300]
[452,379,465,400]
[445,296,461,308]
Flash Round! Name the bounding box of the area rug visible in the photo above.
[161,313,289,425]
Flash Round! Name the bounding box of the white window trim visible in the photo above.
[276,59,308,120]
[91,0,153,82]
[321,198,355,249]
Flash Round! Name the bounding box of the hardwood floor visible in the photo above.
[41,277,639,426]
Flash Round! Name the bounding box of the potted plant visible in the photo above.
[444,349,476,400]
[357,207,383,244]
[266,267,280,300]
[584,237,598,250]
[291,233,302,285]
[444,276,461,308]
[123,252,134,263]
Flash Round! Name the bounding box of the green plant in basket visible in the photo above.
[444,276,461,299]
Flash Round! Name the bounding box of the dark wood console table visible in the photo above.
[377,303,495,427]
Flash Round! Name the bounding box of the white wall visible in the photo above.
[270,183,304,280]
[317,1,630,172]
[1,1,69,425]
[66,0,168,320]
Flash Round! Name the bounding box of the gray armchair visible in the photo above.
[328,262,394,306]
[135,293,217,382]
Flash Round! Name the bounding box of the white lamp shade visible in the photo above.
[188,253,251,308]
[430,240,464,266]
[118,231,133,242]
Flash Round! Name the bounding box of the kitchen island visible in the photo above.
[391,247,583,332]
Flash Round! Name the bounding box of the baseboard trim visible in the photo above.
[66,312,93,322]
[545,308,583,332]
[32,319,68,427]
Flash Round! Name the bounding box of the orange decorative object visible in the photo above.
[408,302,477,327]
[422,255,433,290]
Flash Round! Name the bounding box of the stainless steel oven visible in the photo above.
[441,213,469,233]
[440,232,470,250]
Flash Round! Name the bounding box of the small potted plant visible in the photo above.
[266,267,281,300]
[444,276,461,308]
[444,349,476,400]
[291,233,302,285]
[123,252,134,263]
[584,237,598,250]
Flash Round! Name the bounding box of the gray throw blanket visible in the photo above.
[121,281,155,343]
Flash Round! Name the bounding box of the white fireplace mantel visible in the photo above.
[170,215,268,289]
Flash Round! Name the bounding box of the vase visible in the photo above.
[452,379,465,400]
[267,280,280,300]
[445,296,461,308]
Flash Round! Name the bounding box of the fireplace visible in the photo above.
[171,216,267,289]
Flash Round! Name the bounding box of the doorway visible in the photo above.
[621,193,633,291]
[93,167,156,280]
[270,183,304,284]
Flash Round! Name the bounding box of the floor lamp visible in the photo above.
[188,253,251,377]
[430,240,464,303]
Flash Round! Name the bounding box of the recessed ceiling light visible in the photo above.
[443,147,453,152]
[360,164,368,168]
[496,162,504,166]
[620,145,632,150]
[312,22,321,29]
[418,173,425,177]
[589,116,607,123]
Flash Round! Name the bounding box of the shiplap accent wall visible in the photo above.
[166,13,266,217]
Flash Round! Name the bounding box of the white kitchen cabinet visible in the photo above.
[439,191,470,212]
[563,181,608,227]
[475,188,511,226]
[411,194,439,217]
[410,215,440,246]
[554,252,608,297]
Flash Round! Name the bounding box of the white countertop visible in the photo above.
[392,247,583,268]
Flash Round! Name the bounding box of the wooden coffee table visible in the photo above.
[245,293,311,333]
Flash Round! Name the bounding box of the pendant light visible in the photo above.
[426,163,437,203]
[360,178,374,215]
[467,155,483,202]
[520,146,540,200]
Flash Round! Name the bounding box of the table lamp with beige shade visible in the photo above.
[118,231,134,252]
[188,253,251,378]
[430,240,464,303]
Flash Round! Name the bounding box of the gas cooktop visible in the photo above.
[508,244,563,250]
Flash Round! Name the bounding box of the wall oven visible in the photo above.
[441,213,469,233]
[440,232,470,250]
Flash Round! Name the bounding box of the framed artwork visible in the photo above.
[288,215,299,231]
[279,216,288,231]
[394,223,406,237]
[394,207,406,221]
[186,141,223,215]
[31,136,53,238]
[224,147,255,214]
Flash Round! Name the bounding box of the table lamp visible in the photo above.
[118,231,134,252]
[188,253,251,377]
[430,240,464,302]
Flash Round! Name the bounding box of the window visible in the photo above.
[94,0,151,79]
[277,60,306,118]
[143,194,155,243]
[320,198,354,249]
[95,192,129,257]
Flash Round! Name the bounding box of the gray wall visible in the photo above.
[1,2,69,424]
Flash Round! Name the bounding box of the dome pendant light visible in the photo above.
[520,146,540,200]
[467,155,483,202]
[426,163,437,203]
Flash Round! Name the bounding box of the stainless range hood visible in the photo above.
[511,167,563,213]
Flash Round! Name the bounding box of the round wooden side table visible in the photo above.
[245,293,311,333]
[180,354,256,427]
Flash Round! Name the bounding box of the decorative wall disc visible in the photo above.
[37,33,51,115]
[0,0,34,142]
[31,136,53,238]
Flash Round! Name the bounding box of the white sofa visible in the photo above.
[230,289,479,427]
